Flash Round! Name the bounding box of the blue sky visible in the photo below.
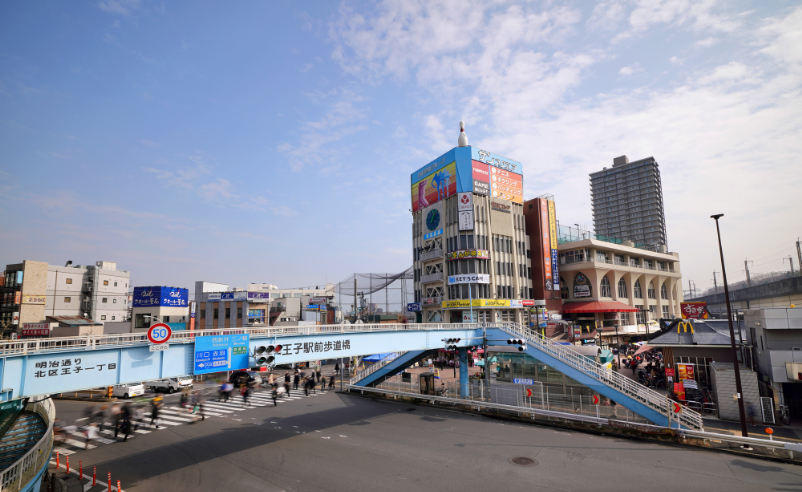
[1,0,801,295]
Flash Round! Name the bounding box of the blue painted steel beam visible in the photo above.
[351,350,432,387]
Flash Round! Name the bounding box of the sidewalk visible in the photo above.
[702,417,802,442]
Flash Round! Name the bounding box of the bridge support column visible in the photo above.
[458,348,468,398]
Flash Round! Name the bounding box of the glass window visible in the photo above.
[660,283,668,300]
[618,278,627,298]
[600,277,612,298]
[114,281,117,287]
[633,280,643,299]
[238,308,243,318]
[102,297,107,303]
[163,316,170,323]
[200,309,205,319]
[226,308,231,319]
[66,278,72,284]
[648,282,656,299]
[113,298,117,303]
[64,297,71,303]
[101,315,106,320]
[112,316,116,320]
[214,309,219,319]
[103,280,109,286]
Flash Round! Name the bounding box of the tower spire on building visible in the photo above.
[458,120,469,147]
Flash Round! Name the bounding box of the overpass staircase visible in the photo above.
[350,350,437,388]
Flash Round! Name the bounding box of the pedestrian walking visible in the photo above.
[84,422,98,449]
[294,373,300,390]
[284,372,291,387]
[310,376,317,394]
[121,416,131,441]
[284,380,291,397]
[334,362,340,374]
[271,385,278,407]
[304,377,310,396]
[328,374,335,390]
[112,404,123,438]
[241,384,251,407]
[150,399,161,429]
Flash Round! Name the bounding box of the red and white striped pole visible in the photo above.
[55,452,59,469]
[107,472,111,491]
[79,461,83,479]
[118,480,122,492]
[92,466,96,486]
[66,455,69,473]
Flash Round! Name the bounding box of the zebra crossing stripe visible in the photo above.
[53,446,76,455]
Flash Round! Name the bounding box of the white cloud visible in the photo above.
[695,37,719,47]
[669,56,682,64]
[587,2,626,30]
[619,64,641,75]
[628,0,738,33]
[98,0,141,16]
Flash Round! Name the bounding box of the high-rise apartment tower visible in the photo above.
[590,155,667,249]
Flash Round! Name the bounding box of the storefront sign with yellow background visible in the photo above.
[442,299,512,309]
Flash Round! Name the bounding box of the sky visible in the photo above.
[1,0,801,296]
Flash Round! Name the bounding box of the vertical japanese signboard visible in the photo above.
[541,200,552,290]
[548,200,559,292]
[194,334,250,375]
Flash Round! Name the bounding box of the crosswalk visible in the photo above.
[52,390,324,456]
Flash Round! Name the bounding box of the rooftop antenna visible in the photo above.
[458,120,469,147]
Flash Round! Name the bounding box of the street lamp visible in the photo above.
[143,315,164,324]
[711,214,749,439]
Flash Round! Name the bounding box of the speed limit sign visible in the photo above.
[147,323,172,344]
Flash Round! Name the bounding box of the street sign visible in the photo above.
[147,323,172,344]
[672,402,682,413]
[525,388,533,397]
[194,334,250,375]
[592,395,600,405]
[149,344,169,352]
[513,378,535,385]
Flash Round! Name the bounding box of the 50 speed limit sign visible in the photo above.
[147,323,172,344]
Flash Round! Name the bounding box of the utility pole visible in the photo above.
[744,260,752,287]
[353,274,357,321]
[797,238,802,277]
[712,271,719,295]
[785,257,796,276]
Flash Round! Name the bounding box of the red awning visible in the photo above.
[562,301,640,313]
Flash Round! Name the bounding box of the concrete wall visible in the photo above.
[19,261,47,325]
[103,321,132,334]
[51,325,104,337]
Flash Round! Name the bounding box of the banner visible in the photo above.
[541,200,552,289]
[411,161,457,213]
[442,299,511,309]
[677,363,695,381]
[548,200,559,290]
[446,249,489,261]
[447,274,490,285]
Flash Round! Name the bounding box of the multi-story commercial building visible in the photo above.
[590,155,668,249]
[1,260,130,331]
[131,286,190,332]
[412,125,532,324]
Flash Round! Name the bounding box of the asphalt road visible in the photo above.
[49,386,802,492]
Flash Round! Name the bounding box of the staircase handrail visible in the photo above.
[0,397,55,492]
[350,352,404,385]
[499,323,703,430]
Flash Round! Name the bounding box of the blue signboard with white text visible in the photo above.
[193,334,250,375]
[133,286,189,307]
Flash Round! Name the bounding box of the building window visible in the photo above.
[102,297,108,303]
[66,278,72,284]
[600,277,612,298]
[660,283,668,300]
[560,277,568,299]
[112,316,116,320]
[648,282,656,299]
[662,306,669,318]
[214,309,219,319]
[134,314,149,328]
[64,297,71,303]
[163,316,170,323]
[635,307,645,324]
[101,315,106,320]
[114,281,117,287]
[104,280,109,286]
[237,308,243,318]
[113,298,117,303]
[618,278,627,298]
[200,309,205,319]
[226,308,231,319]
[633,280,643,299]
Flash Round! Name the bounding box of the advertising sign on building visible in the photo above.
[489,167,523,204]
[21,294,46,304]
[677,363,695,381]
[407,302,421,312]
[680,302,709,319]
[422,297,439,306]
[457,192,473,212]
[447,274,490,285]
[472,161,490,195]
[573,273,591,297]
[247,292,270,300]
[446,249,489,261]
[442,299,511,309]
[458,210,474,231]
[471,148,523,174]
[21,323,50,337]
[548,200,559,290]
[541,201,552,290]
[220,292,247,302]
[422,202,444,241]
[193,334,250,375]
[133,287,189,307]
[462,312,475,322]
[490,201,511,214]
[411,160,457,213]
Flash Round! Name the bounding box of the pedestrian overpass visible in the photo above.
[0,323,701,430]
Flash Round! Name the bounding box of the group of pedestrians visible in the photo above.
[73,401,146,448]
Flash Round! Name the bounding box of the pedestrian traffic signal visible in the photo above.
[507,339,526,351]
[445,338,460,350]
[255,344,283,365]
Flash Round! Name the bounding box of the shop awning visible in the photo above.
[562,301,640,313]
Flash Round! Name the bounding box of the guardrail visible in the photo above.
[0,323,500,358]
[350,352,404,385]
[0,398,55,492]
[497,324,704,430]
[348,385,801,461]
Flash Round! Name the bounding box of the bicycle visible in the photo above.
[779,404,791,425]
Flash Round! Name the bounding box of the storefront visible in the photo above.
[561,300,639,345]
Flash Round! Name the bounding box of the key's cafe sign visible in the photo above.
[446,249,490,261]
[442,299,511,309]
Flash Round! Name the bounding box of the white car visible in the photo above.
[112,383,145,399]
[147,377,194,394]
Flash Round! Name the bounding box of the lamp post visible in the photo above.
[711,214,749,439]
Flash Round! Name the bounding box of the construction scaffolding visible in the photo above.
[336,268,414,321]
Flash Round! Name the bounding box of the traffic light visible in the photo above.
[445,338,460,351]
[255,344,283,365]
[507,339,527,352]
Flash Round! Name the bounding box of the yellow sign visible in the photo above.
[548,200,557,250]
[677,321,694,333]
[21,294,46,305]
[441,299,511,309]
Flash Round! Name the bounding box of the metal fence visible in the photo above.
[0,398,54,492]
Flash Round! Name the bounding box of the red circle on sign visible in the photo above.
[147,323,172,344]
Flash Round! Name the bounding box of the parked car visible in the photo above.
[147,377,193,394]
[229,371,263,387]
[112,383,145,399]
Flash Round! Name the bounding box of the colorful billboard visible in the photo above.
[471,160,490,195]
[133,286,189,307]
[548,200,559,290]
[541,201,552,290]
[411,161,457,212]
[446,249,489,261]
[489,167,523,204]
[681,302,709,319]
[471,148,522,174]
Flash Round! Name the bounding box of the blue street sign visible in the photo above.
[194,334,250,375]
[513,378,535,385]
